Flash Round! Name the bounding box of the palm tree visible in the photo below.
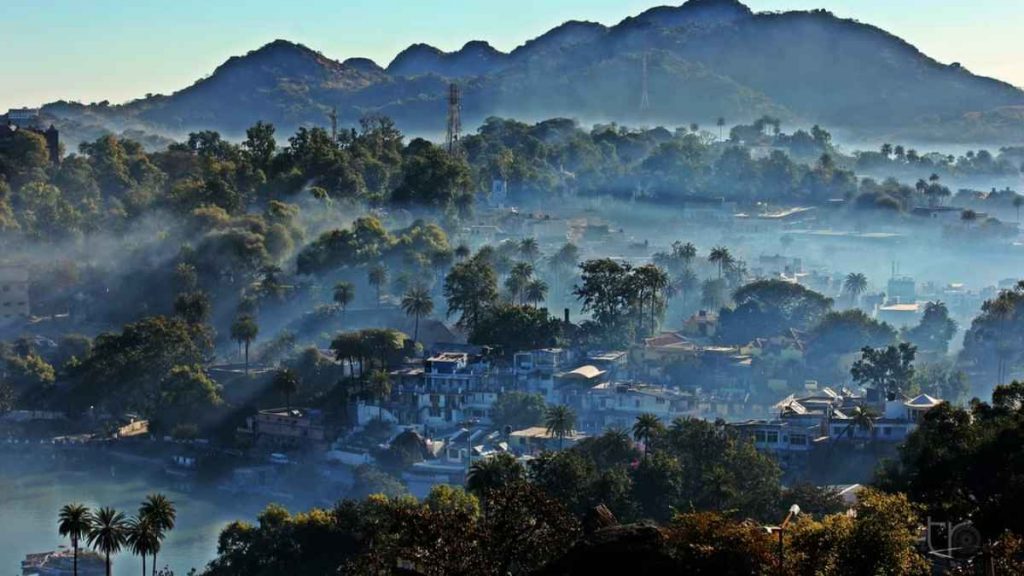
[125,516,160,576]
[708,246,732,279]
[834,404,878,446]
[230,314,259,374]
[674,241,697,267]
[87,507,128,576]
[401,284,434,344]
[544,405,576,449]
[368,369,392,421]
[58,503,92,576]
[843,272,868,306]
[272,368,300,410]
[632,413,664,460]
[519,238,540,263]
[880,143,893,158]
[333,281,355,320]
[989,297,1016,384]
[138,494,175,576]
[689,122,699,133]
[676,268,699,306]
[466,453,525,499]
[524,279,549,308]
[368,264,389,308]
[506,262,534,304]
[455,244,471,261]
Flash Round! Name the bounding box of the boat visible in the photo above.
[22,548,105,576]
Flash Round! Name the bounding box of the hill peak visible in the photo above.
[628,0,753,28]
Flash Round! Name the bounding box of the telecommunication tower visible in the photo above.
[640,53,651,113]
[446,83,462,155]
[328,106,338,141]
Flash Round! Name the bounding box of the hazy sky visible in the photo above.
[3,0,1021,111]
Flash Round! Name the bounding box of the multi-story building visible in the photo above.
[576,382,694,433]
[0,266,30,325]
[239,407,326,450]
[514,348,569,399]
[412,352,499,429]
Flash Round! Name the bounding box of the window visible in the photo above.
[754,431,766,443]
[883,427,892,436]
[766,431,779,444]
[790,435,807,446]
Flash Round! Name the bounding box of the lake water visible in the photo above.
[0,453,272,576]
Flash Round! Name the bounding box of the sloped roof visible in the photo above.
[562,365,605,380]
[905,394,942,408]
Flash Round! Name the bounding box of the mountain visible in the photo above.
[42,1,1024,143]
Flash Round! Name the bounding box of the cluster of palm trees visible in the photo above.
[58,494,176,576]
[505,261,549,307]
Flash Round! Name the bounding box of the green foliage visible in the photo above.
[904,301,957,354]
[444,256,498,330]
[850,343,917,399]
[469,304,562,354]
[718,280,833,345]
[71,316,212,415]
[490,391,547,431]
[877,382,1024,538]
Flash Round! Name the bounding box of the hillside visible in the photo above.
[42,0,1024,143]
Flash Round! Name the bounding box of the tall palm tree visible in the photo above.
[708,246,732,279]
[87,507,128,576]
[676,268,699,306]
[674,241,697,267]
[272,368,300,410]
[333,281,355,320]
[125,516,160,576]
[989,297,1016,384]
[230,314,259,374]
[544,405,576,450]
[58,503,92,576]
[524,279,549,308]
[138,494,176,576]
[368,369,392,421]
[401,284,434,344]
[843,272,868,306]
[368,264,389,308]
[506,262,534,304]
[519,238,540,263]
[632,413,664,460]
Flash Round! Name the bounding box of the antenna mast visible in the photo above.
[446,83,462,155]
[640,53,651,113]
[328,106,338,142]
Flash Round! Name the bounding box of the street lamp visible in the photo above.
[773,504,800,576]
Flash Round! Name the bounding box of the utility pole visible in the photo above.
[640,53,651,113]
[446,83,462,156]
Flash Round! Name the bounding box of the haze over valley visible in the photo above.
[3,2,1024,575]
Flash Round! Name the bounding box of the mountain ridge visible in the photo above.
[40,0,1024,144]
